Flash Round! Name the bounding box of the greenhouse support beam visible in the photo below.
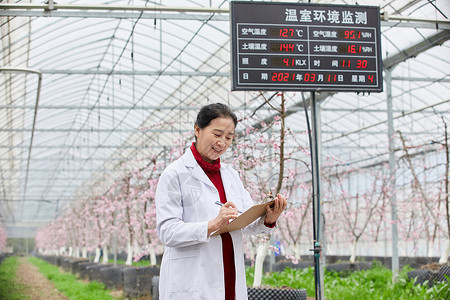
[386,69,400,283]
[1,3,450,27]
[0,10,229,21]
[39,69,229,76]
[0,104,307,111]
[0,157,133,161]
[2,10,448,28]
[0,145,177,149]
[382,11,450,25]
[324,97,450,142]
[0,3,229,13]
[0,67,42,215]
[383,30,450,69]
[0,128,192,133]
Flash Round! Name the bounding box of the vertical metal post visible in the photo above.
[310,92,324,299]
[317,102,325,298]
[386,69,399,282]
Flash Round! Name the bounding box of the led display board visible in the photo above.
[230,1,383,92]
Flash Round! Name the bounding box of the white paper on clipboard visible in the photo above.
[212,200,275,236]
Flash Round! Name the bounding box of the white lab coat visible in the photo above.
[156,147,272,300]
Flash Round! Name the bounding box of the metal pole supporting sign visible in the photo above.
[304,91,324,300]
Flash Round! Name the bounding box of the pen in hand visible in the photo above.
[215,201,242,214]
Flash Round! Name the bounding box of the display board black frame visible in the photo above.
[230,1,383,92]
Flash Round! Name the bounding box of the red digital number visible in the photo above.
[280,44,295,52]
[304,73,316,82]
[356,60,368,69]
[283,58,295,66]
[344,30,361,39]
[341,60,351,68]
[272,72,290,82]
[347,45,362,53]
[348,45,356,53]
[327,74,337,82]
[345,30,355,39]
[368,75,374,83]
[279,28,294,37]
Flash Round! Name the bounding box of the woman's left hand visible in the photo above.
[264,193,287,225]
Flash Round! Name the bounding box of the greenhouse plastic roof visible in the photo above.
[1,0,449,238]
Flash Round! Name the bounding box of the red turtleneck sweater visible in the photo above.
[190,143,236,300]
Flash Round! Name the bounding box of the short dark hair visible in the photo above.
[195,103,238,129]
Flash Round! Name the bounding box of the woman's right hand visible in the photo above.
[207,201,239,236]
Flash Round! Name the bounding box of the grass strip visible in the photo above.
[27,256,119,300]
[106,258,151,267]
[0,256,31,300]
[246,261,450,300]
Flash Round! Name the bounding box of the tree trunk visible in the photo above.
[126,241,133,265]
[82,246,87,258]
[350,239,357,263]
[253,241,269,287]
[102,245,109,264]
[94,247,101,263]
[428,240,434,258]
[290,243,301,261]
[74,247,80,258]
[439,240,450,264]
[133,239,140,258]
[148,246,157,266]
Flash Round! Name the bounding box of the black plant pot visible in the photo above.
[70,259,88,274]
[407,265,450,287]
[100,265,128,290]
[63,258,85,273]
[61,257,73,272]
[407,269,432,286]
[437,265,450,284]
[56,256,63,266]
[247,287,307,300]
[87,264,110,283]
[122,266,160,298]
[43,255,58,266]
[152,276,160,300]
[78,262,98,279]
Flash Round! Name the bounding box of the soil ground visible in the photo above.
[14,257,68,300]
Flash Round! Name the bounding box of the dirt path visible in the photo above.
[14,257,69,300]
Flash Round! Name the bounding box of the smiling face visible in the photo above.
[194,117,235,163]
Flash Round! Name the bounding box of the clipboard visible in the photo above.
[212,200,275,236]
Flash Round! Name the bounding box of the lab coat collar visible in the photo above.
[182,147,216,189]
[181,147,237,207]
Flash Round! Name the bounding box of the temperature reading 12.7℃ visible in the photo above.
[231,1,383,92]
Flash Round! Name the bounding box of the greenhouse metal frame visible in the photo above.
[1,0,450,297]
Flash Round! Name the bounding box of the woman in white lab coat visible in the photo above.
[156,103,287,300]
